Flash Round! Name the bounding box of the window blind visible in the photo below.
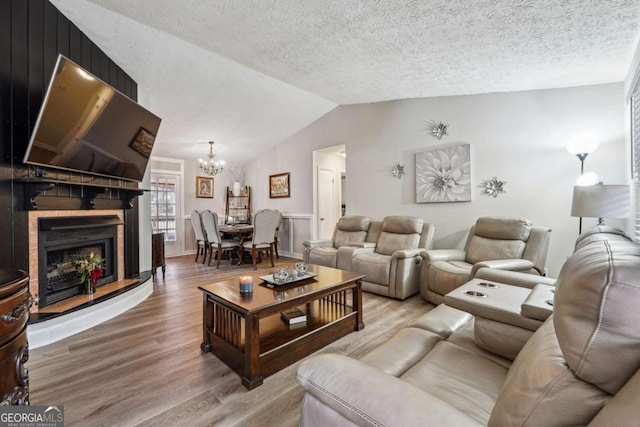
[632,80,640,241]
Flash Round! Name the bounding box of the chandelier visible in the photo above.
[199,141,225,176]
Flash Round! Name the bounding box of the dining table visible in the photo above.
[218,224,254,265]
[218,224,253,239]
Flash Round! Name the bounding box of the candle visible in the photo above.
[239,275,253,293]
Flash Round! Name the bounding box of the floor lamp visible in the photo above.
[567,138,600,234]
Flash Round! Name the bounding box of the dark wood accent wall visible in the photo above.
[0,0,141,278]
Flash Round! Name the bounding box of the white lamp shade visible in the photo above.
[567,137,600,156]
[571,185,630,219]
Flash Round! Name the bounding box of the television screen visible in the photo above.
[23,55,162,182]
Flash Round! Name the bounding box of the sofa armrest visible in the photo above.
[474,268,556,289]
[303,239,334,249]
[297,354,482,427]
[392,248,423,260]
[420,249,466,264]
[347,242,376,248]
[470,259,534,277]
[389,249,423,299]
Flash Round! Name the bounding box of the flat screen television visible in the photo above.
[23,54,162,182]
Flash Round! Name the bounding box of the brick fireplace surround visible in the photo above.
[28,209,125,313]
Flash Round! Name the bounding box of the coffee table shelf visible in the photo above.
[199,265,364,389]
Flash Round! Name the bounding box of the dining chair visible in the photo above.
[242,209,281,269]
[273,209,283,259]
[190,210,208,263]
[201,210,243,268]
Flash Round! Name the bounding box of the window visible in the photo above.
[632,79,640,241]
[150,175,178,242]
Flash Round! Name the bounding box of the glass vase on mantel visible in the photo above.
[84,279,96,295]
[233,182,242,197]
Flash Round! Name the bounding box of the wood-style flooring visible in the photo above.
[28,255,434,427]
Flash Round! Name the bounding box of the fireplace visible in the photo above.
[37,216,122,308]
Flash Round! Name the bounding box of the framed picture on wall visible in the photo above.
[196,176,214,198]
[269,172,290,198]
[416,143,471,203]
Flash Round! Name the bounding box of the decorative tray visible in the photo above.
[259,272,318,286]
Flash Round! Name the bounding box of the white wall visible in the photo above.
[245,83,627,277]
[183,159,231,216]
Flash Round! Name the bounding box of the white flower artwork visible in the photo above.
[416,144,471,203]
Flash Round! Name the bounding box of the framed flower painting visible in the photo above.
[416,143,471,203]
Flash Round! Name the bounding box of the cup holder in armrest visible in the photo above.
[476,282,498,288]
[463,290,487,298]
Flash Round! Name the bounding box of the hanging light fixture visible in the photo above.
[199,141,225,176]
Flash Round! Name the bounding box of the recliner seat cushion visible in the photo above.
[401,341,508,425]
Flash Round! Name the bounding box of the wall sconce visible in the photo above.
[571,183,630,233]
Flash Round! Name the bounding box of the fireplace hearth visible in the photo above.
[38,216,122,308]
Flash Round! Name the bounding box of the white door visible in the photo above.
[318,168,335,240]
[150,173,181,257]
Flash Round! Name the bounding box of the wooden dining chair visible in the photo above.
[273,209,282,259]
[201,210,243,268]
[241,209,281,269]
[190,210,208,263]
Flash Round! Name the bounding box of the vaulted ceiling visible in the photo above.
[51,0,640,166]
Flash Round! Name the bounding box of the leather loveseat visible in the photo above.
[296,227,640,426]
[303,216,378,268]
[337,216,435,300]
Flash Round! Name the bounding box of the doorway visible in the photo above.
[313,145,346,240]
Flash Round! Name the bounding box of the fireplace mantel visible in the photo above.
[16,178,145,211]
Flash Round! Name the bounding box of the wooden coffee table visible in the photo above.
[198,264,365,389]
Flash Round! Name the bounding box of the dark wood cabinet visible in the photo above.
[0,269,30,405]
[151,233,165,282]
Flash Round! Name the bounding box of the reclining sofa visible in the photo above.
[304,216,435,300]
[296,227,640,426]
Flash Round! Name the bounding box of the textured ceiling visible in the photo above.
[51,0,640,165]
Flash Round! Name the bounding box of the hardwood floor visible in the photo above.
[28,255,434,426]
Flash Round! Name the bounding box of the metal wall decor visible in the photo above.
[432,122,449,139]
[392,163,405,179]
[483,177,506,198]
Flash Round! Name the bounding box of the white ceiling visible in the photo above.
[51,0,640,166]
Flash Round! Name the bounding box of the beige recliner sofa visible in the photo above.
[338,216,435,300]
[296,228,640,426]
[302,216,377,268]
[420,216,551,304]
